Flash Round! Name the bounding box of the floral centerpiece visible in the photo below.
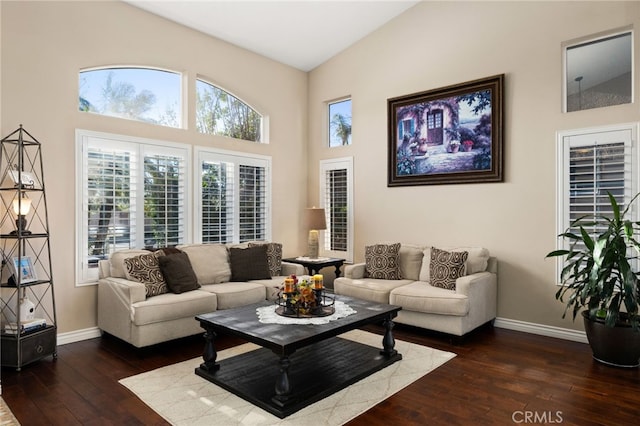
[276,274,334,317]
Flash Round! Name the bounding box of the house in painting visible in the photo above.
[396,98,460,156]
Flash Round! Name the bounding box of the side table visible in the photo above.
[282,257,345,278]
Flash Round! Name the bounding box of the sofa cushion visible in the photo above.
[399,244,425,281]
[334,277,413,304]
[199,282,266,310]
[123,251,168,297]
[389,281,469,316]
[364,243,402,279]
[430,247,468,290]
[419,246,490,282]
[158,252,200,294]
[131,290,217,326]
[177,244,231,284]
[445,246,490,274]
[110,249,151,279]
[248,242,283,276]
[229,245,272,281]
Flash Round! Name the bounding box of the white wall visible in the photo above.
[307,1,640,331]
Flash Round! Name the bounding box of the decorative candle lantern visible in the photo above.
[284,277,295,293]
[313,274,323,289]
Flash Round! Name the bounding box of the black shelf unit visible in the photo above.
[0,125,57,370]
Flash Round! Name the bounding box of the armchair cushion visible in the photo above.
[364,242,402,279]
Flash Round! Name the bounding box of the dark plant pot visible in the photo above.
[582,311,640,368]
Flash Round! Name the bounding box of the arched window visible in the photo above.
[79,67,182,128]
[196,79,263,143]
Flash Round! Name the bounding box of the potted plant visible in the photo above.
[462,140,474,152]
[446,140,460,153]
[546,192,640,367]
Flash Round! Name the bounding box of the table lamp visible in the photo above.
[12,191,32,235]
[306,207,326,259]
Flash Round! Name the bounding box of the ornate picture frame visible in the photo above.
[388,74,504,186]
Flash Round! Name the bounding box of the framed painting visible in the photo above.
[10,256,38,283]
[388,74,504,186]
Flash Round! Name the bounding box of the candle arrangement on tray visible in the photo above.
[276,274,335,318]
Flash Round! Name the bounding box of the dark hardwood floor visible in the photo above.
[2,323,639,425]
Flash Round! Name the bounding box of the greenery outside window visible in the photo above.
[328,98,352,147]
[79,67,182,128]
[196,148,271,244]
[320,157,353,262]
[76,130,190,285]
[196,79,263,142]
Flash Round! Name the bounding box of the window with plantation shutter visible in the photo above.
[143,152,185,248]
[320,157,353,262]
[556,124,637,278]
[197,148,270,244]
[76,130,189,285]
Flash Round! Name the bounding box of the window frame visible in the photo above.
[193,146,272,244]
[78,66,184,128]
[75,129,191,286]
[328,97,352,147]
[562,27,634,113]
[319,157,354,262]
[555,123,639,283]
[195,77,266,143]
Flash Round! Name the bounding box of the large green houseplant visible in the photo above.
[546,192,640,367]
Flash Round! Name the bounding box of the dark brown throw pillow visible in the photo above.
[429,247,468,290]
[158,252,200,294]
[248,242,283,276]
[229,245,272,282]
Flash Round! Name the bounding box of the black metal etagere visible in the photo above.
[0,125,57,370]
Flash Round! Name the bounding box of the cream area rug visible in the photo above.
[119,329,455,426]
[0,397,20,426]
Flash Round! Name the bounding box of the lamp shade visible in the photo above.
[12,191,31,216]
[306,208,327,230]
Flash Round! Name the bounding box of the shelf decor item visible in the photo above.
[0,125,57,370]
[275,274,335,318]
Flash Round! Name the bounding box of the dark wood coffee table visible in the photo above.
[194,295,402,418]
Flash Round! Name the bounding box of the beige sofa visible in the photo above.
[97,243,303,347]
[334,244,497,337]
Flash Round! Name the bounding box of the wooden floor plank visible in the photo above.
[2,323,639,425]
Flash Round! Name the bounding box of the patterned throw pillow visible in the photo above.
[429,247,468,290]
[124,251,168,297]
[364,243,402,279]
[248,242,283,276]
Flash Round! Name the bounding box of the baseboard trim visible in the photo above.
[54,321,588,346]
[57,326,102,346]
[494,317,588,344]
